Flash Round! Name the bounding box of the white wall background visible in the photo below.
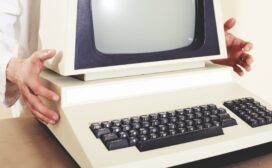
[222,0,272,104]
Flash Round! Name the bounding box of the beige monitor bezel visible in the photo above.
[39,0,227,79]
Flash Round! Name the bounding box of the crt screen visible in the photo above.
[92,0,196,54]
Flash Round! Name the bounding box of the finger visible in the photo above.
[21,86,59,121]
[34,112,57,125]
[29,80,59,101]
[238,60,251,72]
[233,65,244,76]
[23,99,52,125]
[242,42,254,52]
[224,18,236,32]
[241,53,254,65]
[38,49,56,62]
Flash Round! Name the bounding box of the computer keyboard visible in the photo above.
[224,98,272,128]
[90,104,237,152]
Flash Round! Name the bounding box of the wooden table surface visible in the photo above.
[0,118,272,168]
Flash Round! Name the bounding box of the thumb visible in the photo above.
[224,18,236,32]
[38,50,56,62]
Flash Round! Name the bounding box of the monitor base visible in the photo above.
[76,61,205,81]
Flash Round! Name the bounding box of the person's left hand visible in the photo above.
[212,18,254,76]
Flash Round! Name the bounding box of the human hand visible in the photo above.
[6,50,60,125]
[212,18,254,76]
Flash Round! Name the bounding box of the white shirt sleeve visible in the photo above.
[0,0,21,107]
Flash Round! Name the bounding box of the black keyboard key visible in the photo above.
[203,111,211,116]
[249,119,258,127]
[167,123,176,130]
[101,133,118,142]
[200,105,209,111]
[251,113,259,118]
[246,97,254,102]
[203,117,211,123]
[118,132,129,139]
[185,120,194,126]
[160,118,168,124]
[212,121,221,127]
[195,112,203,118]
[105,139,129,150]
[257,117,266,125]
[186,114,195,119]
[90,123,101,132]
[159,112,167,118]
[149,113,159,120]
[150,133,158,139]
[187,126,195,132]
[218,113,230,121]
[258,111,266,117]
[208,104,217,110]
[184,108,194,114]
[121,118,130,125]
[131,117,140,123]
[210,115,219,121]
[204,123,212,129]
[192,106,201,112]
[150,120,160,126]
[211,109,219,115]
[222,118,237,128]
[176,122,186,128]
[158,125,167,131]
[140,115,149,122]
[139,135,148,141]
[265,116,272,123]
[111,120,121,127]
[131,123,141,129]
[169,117,178,123]
[176,109,185,115]
[177,115,186,121]
[128,137,138,146]
[139,128,148,135]
[111,126,121,133]
[194,119,202,125]
[94,128,111,138]
[141,122,150,128]
[177,127,186,134]
[159,131,168,137]
[243,114,252,121]
[101,121,111,128]
[121,125,131,132]
[136,126,223,151]
[129,130,138,137]
[267,110,272,116]
[218,108,227,114]
[168,130,177,136]
[196,125,204,130]
[167,111,176,117]
[149,127,158,134]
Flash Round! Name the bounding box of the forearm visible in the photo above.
[6,57,23,84]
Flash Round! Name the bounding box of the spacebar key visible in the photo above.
[136,126,224,152]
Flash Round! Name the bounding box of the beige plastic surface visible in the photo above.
[40,65,272,168]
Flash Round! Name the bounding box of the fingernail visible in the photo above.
[49,120,56,125]
[53,95,59,101]
[53,115,59,120]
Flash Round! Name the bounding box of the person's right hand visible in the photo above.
[6,50,60,125]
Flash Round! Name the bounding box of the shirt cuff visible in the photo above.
[0,51,19,107]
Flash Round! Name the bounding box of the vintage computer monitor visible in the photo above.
[39,0,272,167]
